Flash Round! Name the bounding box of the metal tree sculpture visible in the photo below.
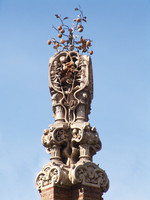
[47,7,93,56]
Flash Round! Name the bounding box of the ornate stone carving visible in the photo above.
[36,163,70,192]
[36,51,109,197]
[49,51,93,123]
[69,162,109,192]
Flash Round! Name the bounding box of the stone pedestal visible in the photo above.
[40,185,103,200]
[40,186,71,200]
[36,51,109,200]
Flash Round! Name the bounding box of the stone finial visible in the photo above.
[36,8,109,199]
[36,51,109,194]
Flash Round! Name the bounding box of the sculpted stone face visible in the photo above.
[36,51,109,194]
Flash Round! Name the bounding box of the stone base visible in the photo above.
[41,186,71,200]
[40,184,103,200]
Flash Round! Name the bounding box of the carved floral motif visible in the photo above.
[49,51,93,123]
[69,162,109,192]
[36,164,70,191]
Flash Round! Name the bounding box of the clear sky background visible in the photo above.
[0,0,150,200]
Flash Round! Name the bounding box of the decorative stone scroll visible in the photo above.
[69,162,109,192]
[36,51,109,196]
[36,163,70,192]
[49,51,93,123]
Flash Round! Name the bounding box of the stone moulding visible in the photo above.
[36,51,109,197]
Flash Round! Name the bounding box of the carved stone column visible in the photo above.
[36,51,109,200]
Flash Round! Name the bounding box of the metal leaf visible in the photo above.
[82,18,87,22]
[63,17,69,20]
[55,14,60,18]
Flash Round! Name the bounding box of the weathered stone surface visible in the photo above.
[49,51,93,123]
[36,51,109,197]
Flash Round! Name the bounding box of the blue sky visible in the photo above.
[0,0,150,199]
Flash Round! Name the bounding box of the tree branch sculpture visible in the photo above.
[47,7,93,56]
